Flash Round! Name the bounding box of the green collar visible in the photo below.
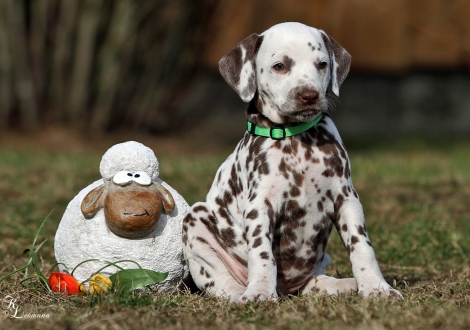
[247,115,323,140]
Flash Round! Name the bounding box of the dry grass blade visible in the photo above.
[0,137,469,329]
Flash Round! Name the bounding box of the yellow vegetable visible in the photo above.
[89,274,112,294]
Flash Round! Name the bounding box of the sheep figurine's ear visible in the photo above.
[219,33,264,102]
[153,183,175,214]
[320,31,351,96]
[81,184,106,218]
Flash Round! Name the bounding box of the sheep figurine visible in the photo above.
[54,141,190,292]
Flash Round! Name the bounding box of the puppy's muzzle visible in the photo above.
[299,90,319,105]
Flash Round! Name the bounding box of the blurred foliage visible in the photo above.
[0,0,217,133]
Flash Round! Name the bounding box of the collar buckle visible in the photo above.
[270,126,286,140]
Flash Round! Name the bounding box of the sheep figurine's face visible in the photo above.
[80,170,175,239]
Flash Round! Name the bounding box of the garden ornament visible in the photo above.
[54,141,189,292]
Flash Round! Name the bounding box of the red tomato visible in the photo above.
[49,272,85,295]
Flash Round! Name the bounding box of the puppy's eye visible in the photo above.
[272,63,286,71]
[318,62,327,70]
[133,171,152,186]
[113,171,134,185]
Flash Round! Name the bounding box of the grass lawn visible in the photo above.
[0,135,469,329]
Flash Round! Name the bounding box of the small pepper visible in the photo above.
[89,273,112,294]
[49,272,85,295]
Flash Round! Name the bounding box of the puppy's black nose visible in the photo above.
[299,91,319,105]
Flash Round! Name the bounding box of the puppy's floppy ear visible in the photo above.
[320,31,351,96]
[219,33,264,102]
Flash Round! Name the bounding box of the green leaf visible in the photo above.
[30,251,40,275]
[31,210,53,249]
[109,269,168,293]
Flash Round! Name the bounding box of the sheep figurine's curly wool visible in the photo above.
[54,141,189,292]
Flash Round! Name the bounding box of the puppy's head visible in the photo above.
[219,22,351,125]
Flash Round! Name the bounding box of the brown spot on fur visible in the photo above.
[313,215,330,232]
[216,205,233,226]
[264,199,276,235]
[242,226,249,242]
[304,148,313,160]
[228,165,243,197]
[183,213,196,225]
[358,225,367,237]
[252,237,263,248]
[351,236,359,245]
[196,236,209,244]
[252,224,262,237]
[292,256,316,270]
[324,154,344,177]
[322,169,334,177]
[353,189,359,199]
[246,209,259,220]
[280,230,297,248]
[334,194,345,212]
[193,205,208,213]
[279,159,290,179]
[282,144,293,154]
[283,55,295,71]
[221,227,237,247]
[326,190,334,202]
[272,140,282,149]
[293,171,304,186]
[290,185,301,197]
[258,154,270,175]
[260,251,269,259]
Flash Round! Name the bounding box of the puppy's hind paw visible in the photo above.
[360,285,403,300]
[387,288,403,300]
[238,292,278,304]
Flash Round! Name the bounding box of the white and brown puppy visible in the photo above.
[182,22,401,303]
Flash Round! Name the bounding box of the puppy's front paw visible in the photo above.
[360,282,403,300]
[238,288,278,304]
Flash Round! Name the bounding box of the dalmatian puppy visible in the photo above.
[182,22,402,303]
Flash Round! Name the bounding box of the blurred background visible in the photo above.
[0,0,469,145]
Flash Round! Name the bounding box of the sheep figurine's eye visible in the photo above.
[133,171,152,186]
[113,171,134,185]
